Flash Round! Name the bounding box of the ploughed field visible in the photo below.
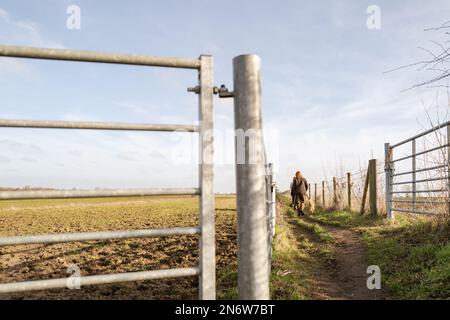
[0,195,237,299]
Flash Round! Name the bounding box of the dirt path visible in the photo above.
[300,215,385,300]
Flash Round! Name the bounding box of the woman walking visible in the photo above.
[292,170,311,216]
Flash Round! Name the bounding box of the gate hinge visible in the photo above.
[214,84,234,98]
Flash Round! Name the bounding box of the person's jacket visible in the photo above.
[293,177,308,195]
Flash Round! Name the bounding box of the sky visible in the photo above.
[0,0,449,192]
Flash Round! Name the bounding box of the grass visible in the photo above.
[310,208,450,299]
[306,208,385,229]
[362,217,450,299]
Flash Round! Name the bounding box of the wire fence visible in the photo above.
[312,159,386,214]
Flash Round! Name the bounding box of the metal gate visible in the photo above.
[385,121,450,219]
[0,45,215,299]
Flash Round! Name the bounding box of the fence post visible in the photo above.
[347,172,351,211]
[369,159,377,216]
[308,183,311,199]
[360,163,370,215]
[385,143,393,219]
[198,55,215,300]
[314,183,317,204]
[333,177,337,207]
[322,180,325,208]
[412,139,416,211]
[233,54,269,300]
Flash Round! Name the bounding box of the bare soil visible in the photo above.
[300,215,385,300]
[0,196,237,300]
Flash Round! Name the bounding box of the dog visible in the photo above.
[293,194,315,215]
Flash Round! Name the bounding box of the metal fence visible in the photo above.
[0,45,215,299]
[385,121,450,219]
[265,163,277,269]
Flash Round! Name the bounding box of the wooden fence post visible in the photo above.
[369,159,378,217]
[347,172,351,211]
[333,177,337,207]
[360,163,370,215]
[322,180,325,208]
[308,183,311,199]
[314,183,317,204]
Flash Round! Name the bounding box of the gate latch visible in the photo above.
[187,84,234,98]
[214,84,234,98]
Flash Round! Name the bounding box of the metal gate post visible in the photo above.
[412,139,416,211]
[198,55,215,300]
[385,143,393,219]
[447,125,450,215]
[233,54,270,300]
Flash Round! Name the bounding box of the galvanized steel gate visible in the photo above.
[385,121,450,219]
[0,47,275,300]
[0,45,215,299]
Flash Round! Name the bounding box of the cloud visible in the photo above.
[0,7,65,78]
[21,157,38,163]
[0,7,64,48]
[0,155,11,163]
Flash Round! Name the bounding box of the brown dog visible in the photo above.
[304,195,316,214]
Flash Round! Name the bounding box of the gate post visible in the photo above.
[384,143,393,219]
[412,139,416,211]
[233,54,270,300]
[447,125,450,216]
[198,55,215,300]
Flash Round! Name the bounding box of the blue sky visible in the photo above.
[0,0,449,192]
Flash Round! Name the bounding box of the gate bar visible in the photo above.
[391,208,436,215]
[391,144,449,163]
[0,45,201,69]
[392,164,447,177]
[391,189,445,194]
[0,267,199,294]
[0,119,199,132]
[391,176,448,185]
[0,227,200,246]
[391,120,450,148]
[0,188,199,200]
[390,199,447,204]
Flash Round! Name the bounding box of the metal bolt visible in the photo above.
[187,86,200,94]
